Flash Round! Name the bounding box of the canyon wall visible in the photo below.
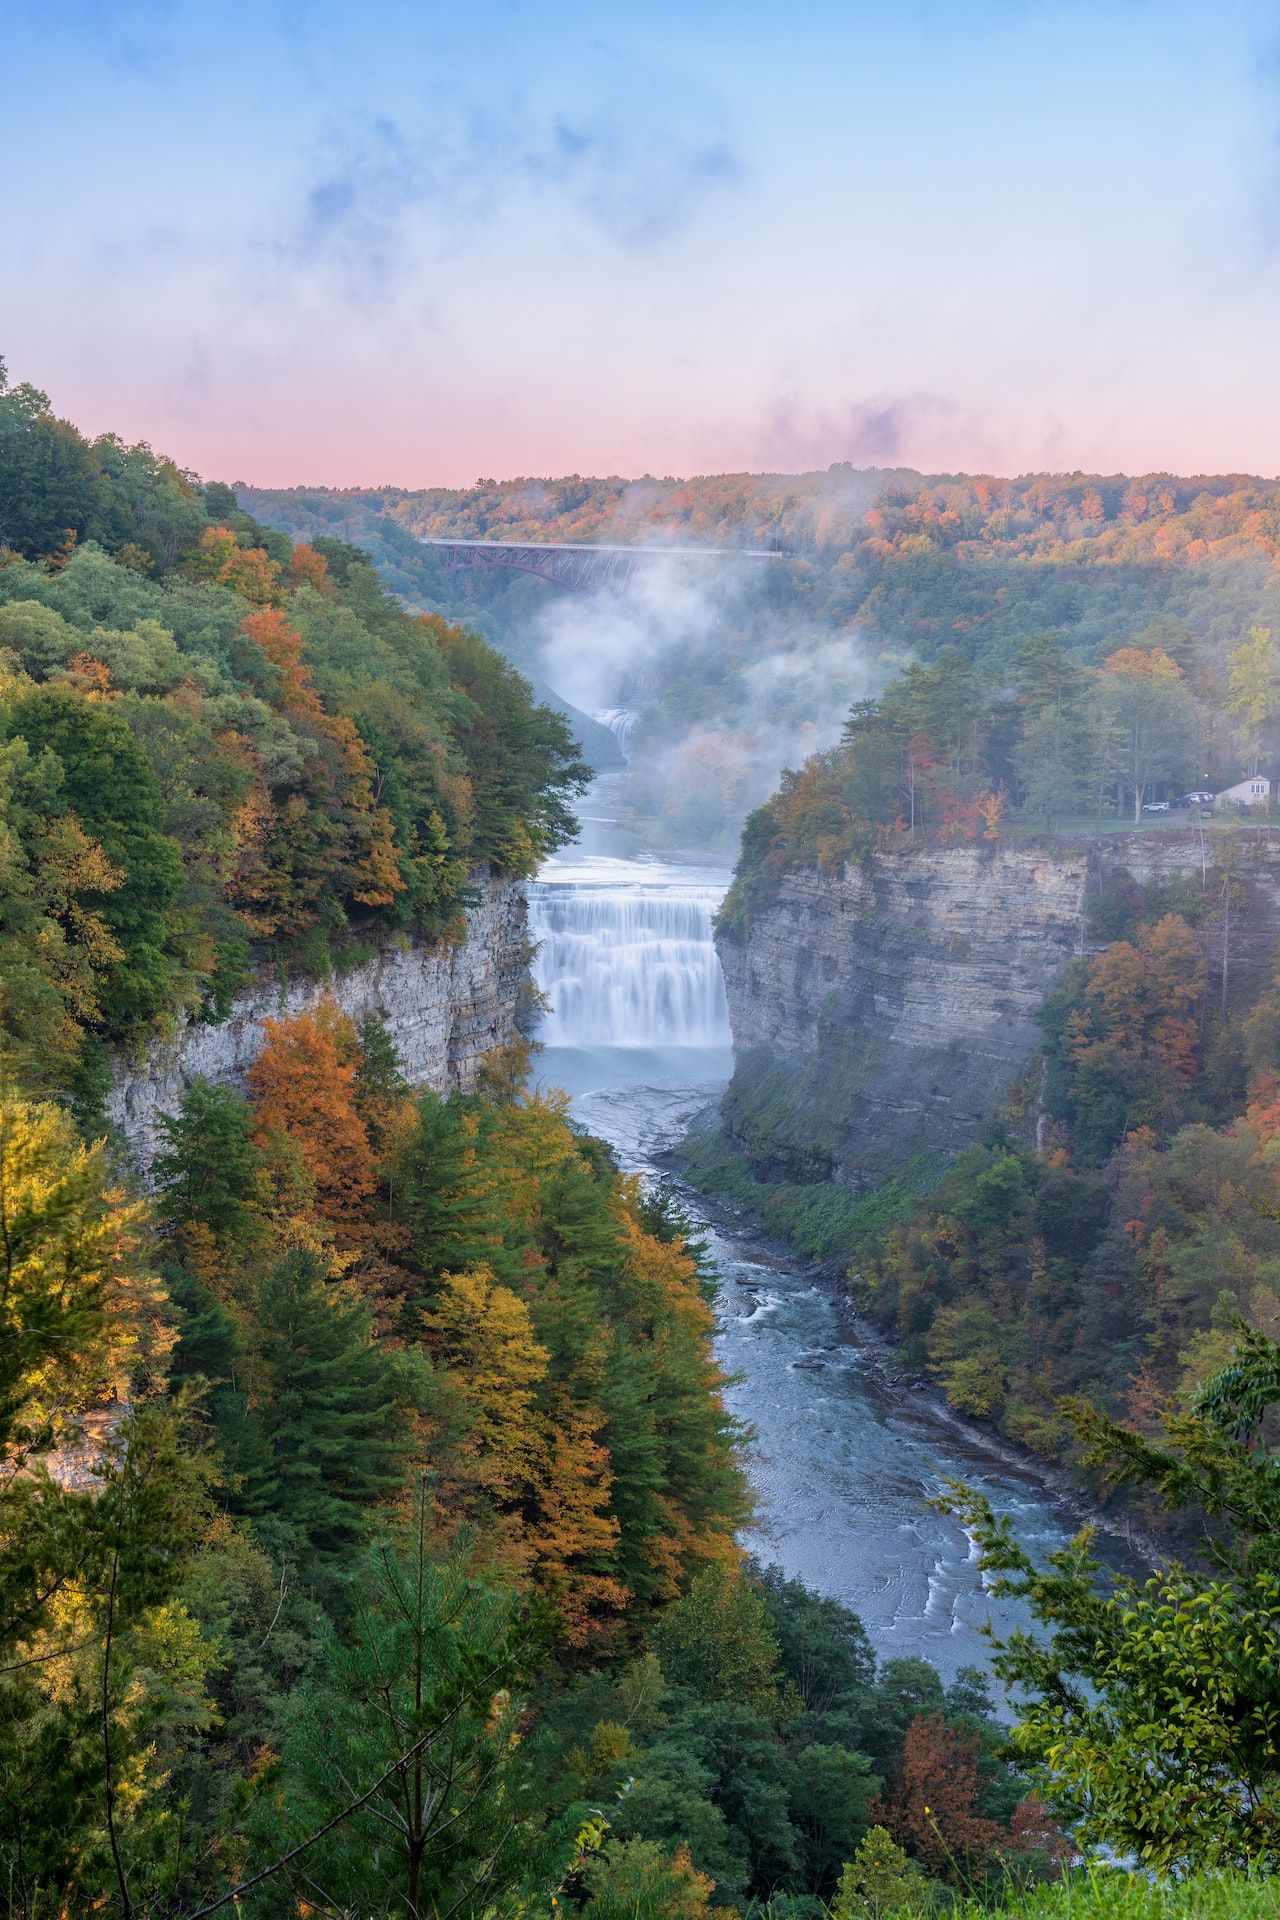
[715,833,1280,1187]
[107,876,529,1168]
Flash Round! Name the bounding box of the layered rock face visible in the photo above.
[715,835,1280,1187]
[108,876,529,1168]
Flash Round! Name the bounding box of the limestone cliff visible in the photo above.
[108,876,529,1168]
[715,834,1280,1187]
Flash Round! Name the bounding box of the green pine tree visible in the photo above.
[155,1078,264,1248]
[398,1091,510,1289]
[261,1511,550,1920]
[239,1249,410,1564]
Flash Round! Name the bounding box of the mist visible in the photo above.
[533,556,727,716]
[530,553,904,849]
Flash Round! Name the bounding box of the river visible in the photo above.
[528,782,1123,1690]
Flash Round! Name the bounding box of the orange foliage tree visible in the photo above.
[1071,914,1205,1089]
[185,526,282,605]
[247,1002,375,1220]
[875,1711,1005,1879]
[231,609,402,928]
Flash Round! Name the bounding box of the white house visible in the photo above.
[1215,775,1272,810]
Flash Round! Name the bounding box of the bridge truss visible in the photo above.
[420,537,785,593]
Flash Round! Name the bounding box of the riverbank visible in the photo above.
[527,785,1150,1685]
[665,1100,1162,1574]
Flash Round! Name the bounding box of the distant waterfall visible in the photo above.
[592,707,641,759]
[530,871,730,1047]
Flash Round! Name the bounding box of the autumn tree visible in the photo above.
[1225,625,1279,775]
[1098,646,1199,821]
[247,1002,375,1221]
[1043,913,1207,1161]
[0,1090,210,1917]
[420,1263,549,1521]
[875,1710,1005,1881]
[526,1392,627,1641]
[184,525,282,605]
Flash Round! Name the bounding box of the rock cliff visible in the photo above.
[715,834,1280,1187]
[107,875,529,1168]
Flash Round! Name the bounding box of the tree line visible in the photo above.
[243,462,1280,855]
[6,366,1279,1916]
[0,357,589,1114]
[718,629,1280,939]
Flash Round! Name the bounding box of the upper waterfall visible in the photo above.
[529,854,730,1048]
[591,707,641,760]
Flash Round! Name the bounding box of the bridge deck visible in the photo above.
[420,537,783,557]
[419,535,787,591]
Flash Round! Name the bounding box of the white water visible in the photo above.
[529,782,1138,1689]
[591,706,641,758]
[529,853,730,1048]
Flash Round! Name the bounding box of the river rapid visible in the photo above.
[529,782,1124,1691]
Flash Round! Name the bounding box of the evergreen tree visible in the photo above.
[261,1519,548,1920]
[154,1077,264,1249]
[239,1249,410,1562]
[399,1091,510,1288]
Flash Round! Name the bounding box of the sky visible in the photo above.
[4,0,1280,486]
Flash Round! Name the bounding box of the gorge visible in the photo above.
[98,787,1165,1685]
[107,875,530,1168]
[717,831,1280,1190]
[526,782,1133,1686]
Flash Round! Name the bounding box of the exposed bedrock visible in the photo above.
[107,875,529,1169]
[715,835,1280,1186]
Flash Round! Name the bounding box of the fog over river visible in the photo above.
[529,781,1132,1692]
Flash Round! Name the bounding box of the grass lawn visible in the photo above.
[899,1872,1280,1919]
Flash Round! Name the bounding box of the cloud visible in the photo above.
[753,393,961,471]
[291,117,426,291]
[279,70,745,297]
[534,112,744,248]
[536,563,905,847]
[534,558,726,715]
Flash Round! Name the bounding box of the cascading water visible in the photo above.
[591,706,641,759]
[526,782,1135,1689]
[529,855,730,1048]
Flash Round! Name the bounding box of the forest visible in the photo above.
[0,373,1065,1915]
[708,622,1280,1483]
[244,467,1280,850]
[0,358,589,1117]
[4,371,1280,1917]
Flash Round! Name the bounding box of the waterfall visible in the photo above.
[529,867,730,1048]
[592,707,641,759]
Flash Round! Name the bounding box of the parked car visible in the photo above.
[1185,791,1214,805]
[1142,800,1171,813]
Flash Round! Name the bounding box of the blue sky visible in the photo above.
[4,0,1278,483]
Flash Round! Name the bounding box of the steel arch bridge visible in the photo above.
[419,537,786,592]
